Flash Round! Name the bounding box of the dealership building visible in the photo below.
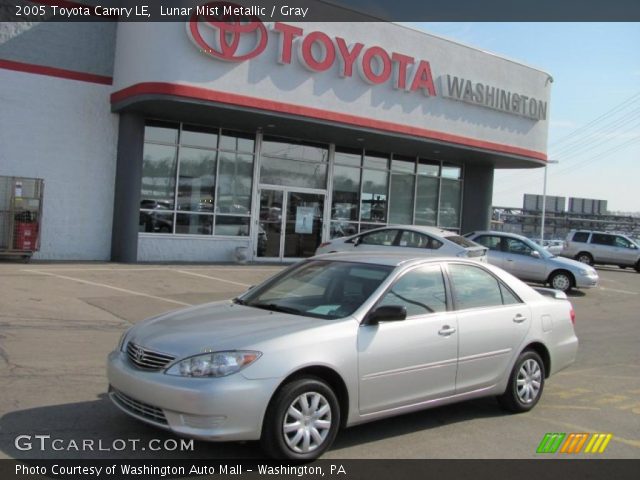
[0,14,552,262]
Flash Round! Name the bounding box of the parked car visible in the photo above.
[561,230,640,271]
[315,225,488,262]
[465,231,598,293]
[108,253,578,460]
[541,239,564,256]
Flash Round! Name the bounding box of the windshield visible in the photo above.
[526,238,554,258]
[240,260,393,319]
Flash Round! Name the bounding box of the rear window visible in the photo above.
[447,235,479,248]
[591,233,614,246]
[572,232,590,243]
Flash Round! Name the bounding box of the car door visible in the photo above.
[589,233,614,263]
[612,235,639,265]
[357,265,458,414]
[471,234,505,269]
[501,237,547,282]
[446,263,531,393]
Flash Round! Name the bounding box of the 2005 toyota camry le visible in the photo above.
[107,253,578,460]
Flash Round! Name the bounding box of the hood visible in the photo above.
[550,254,596,273]
[128,301,329,359]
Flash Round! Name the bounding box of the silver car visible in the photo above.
[561,230,640,272]
[465,231,599,293]
[107,254,578,460]
[315,225,488,262]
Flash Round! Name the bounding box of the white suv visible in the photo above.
[561,230,640,272]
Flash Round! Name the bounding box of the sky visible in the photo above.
[409,23,640,214]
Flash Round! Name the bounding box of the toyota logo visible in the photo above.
[188,2,268,62]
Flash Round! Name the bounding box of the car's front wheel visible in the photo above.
[261,377,340,460]
[498,350,545,413]
[548,270,573,293]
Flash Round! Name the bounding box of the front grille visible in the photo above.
[126,342,175,371]
[110,387,168,425]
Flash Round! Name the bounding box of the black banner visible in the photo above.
[2,0,640,22]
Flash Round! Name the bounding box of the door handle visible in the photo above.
[513,314,527,323]
[438,325,456,336]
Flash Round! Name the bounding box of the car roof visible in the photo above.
[312,251,476,268]
[357,225,460,238]
[468,230,531,241]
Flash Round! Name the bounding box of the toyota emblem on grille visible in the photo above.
[135,347,144,362]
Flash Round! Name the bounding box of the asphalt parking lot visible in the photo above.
[0,262,638,459]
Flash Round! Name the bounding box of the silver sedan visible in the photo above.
[107,254,578,460]
[465,231,599,293]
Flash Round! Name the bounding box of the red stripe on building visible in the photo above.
[0,59,113,85]
[111,82,548,162]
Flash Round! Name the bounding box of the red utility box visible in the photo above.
[14,222,39,251]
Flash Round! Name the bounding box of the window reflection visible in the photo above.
[141,144,177,208]
[177,148,216,212]
[361,169,388,223]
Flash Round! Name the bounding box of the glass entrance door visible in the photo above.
[257,189,325,260]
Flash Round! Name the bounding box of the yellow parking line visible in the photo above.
[26,270,192,307]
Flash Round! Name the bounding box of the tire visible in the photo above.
[575,252,593,265]
[548,270,573,293]
[619,266,627,269]
[497,350,545,413]
[261,377,340,460]
[635,261,640,273]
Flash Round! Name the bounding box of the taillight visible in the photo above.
[318,242,331,249]
[570,306,576,325]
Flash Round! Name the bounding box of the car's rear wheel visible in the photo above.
[548,270,573,292]
[498,350,545,413]
[261,377,340,460]
[575,252,593,265]
[635,261,640,273]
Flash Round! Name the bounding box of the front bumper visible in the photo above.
[107,351,280,441]
[574,272,599,289]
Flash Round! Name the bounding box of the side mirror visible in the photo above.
[365,305,407,325]
[531,250,541,259]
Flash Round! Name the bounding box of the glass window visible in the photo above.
[219,130,255,152]
[332,165,360,221]
[378,266,447,316]
[389,173,415,224]
[500,283,522,305]
[144,120,178,144]
[215,216,250,236]
[504,238,534,255]
[176,148,216,212]
[417,159,439,176]
[363,152,389,170]
[391,155,415,173]
[447,235,480,248]
[359,229,399,246]
[330,221,358,238]
[260,156,327,189]
[442,164,462,179]
[439,178,461,228]
[216,152,253,214]
[180,125,218,149]
[398,231,442,249]
[614,236,632,248]
[415,176,438,226]
[449,264,504,310]
[361,169,388,222]
[140,120,255,238]
[572,232,589,243]
[591,233,613,245]
[141,144,178,208]
[175,213,213,235]
[334,148,362,167]
[474,235,502,251]
[262,137,328,162]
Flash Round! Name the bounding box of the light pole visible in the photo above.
[540,160,560,245]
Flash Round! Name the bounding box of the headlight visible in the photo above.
[579,268,594,276]
[165,351,262,377]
